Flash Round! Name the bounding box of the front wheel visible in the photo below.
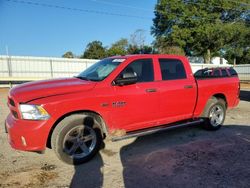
[203,98,226,130]
[51,114,102,165]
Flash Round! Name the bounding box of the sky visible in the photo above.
[0,0,156,57]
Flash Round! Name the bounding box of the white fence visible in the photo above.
[0,55,97,79]
[0,55,249,87]
[234,64,250,81]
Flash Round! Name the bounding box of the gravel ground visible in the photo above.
[0,87,249,188]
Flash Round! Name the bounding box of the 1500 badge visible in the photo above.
[112,101,126,107]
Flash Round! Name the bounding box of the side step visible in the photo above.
[111,119,204,142]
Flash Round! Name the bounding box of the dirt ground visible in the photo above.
[0,87,250,188]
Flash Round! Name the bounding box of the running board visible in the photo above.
[111,119,204,142]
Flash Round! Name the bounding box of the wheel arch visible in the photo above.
[46,110,108,148]
[200,93,227,118]
[213,93,227,108]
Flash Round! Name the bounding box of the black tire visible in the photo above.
[202,97,226,130]
[51,114,102,165]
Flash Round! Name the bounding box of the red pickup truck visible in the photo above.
[6,55,239,164]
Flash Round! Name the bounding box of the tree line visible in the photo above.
[62,29,156,59]
[63,0,250,64]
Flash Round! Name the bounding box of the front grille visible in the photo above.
[9,98,15,107]
[11,110,18,119]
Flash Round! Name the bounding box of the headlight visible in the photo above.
[20,104,50,120]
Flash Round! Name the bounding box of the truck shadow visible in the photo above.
[119,124,250,188]
[70,153,103,188]
[69,124,250,188]
[240,90,250,102]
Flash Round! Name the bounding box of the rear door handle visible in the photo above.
[145,88,157,93]
[184,85,193,89]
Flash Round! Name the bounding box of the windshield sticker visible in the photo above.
[112,58,126,62]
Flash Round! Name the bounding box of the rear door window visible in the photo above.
[159,59,187,80]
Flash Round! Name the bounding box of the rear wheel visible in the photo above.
[51,114,102,165]
[203,97,226,130]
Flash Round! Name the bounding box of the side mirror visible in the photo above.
[114,71,137,86]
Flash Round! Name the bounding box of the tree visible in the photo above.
[81,41,107,59]
[127,44,155,54]
[141,45,155,54]
[152,0,250,63]
[224,24,250,64]
[127,44,141,54]
[80,30,155,59]
[130,29,146,49]
[62,51,74,58]
[152,37,185,55]
[127,29,156,54]
[128,29,146,53]
[107,38,128,56]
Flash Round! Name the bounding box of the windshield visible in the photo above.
[76,58,125,81]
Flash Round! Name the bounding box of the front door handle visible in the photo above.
[184,85,193,89]
[146,88,157,93]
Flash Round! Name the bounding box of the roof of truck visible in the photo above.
[109,54,187,59]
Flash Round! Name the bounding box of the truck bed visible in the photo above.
[193,67,240,117]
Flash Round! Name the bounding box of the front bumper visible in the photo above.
[5,114,51,151]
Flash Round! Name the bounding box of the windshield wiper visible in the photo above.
[74,76,91,81]
[74,76,101,82]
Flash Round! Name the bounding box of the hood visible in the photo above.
[9,77,97,103]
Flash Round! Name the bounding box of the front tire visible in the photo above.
[203,98,226,130]
[51,114,102,165]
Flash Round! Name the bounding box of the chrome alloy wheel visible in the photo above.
[63,126,97,158]
[209,104,224,127]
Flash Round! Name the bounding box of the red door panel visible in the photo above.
[158,79,196,124]
[157,58,197,124]
[110,82,160,131]
[107,58,160,131]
